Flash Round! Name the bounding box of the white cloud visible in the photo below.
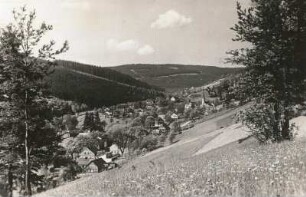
[151,10,192,29]
[107,39,140,51]
[137,45,155,55]
[107,39,155,56]
[61,0,91,10]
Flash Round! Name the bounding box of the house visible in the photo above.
[170,96,176,102]
[74,147,96,168]
[105,111,112,118]
[85,158,107,173]
[215,104,224,111]
[76,158,91,167]
[100,153,120,163]
[152,122,167,135]
[184,102,192,111]
[146,99,154,106]
[78,147,96,160]
[76,147,97,167]
[171,113,179,120]
[158,114,166,121]
[109,144,122,156]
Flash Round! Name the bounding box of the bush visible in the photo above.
[169,131,177,144]
[238,102,294,143]
[159,133,167,144]
[140,135,158,151]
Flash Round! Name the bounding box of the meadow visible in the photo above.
[38,127,306,197]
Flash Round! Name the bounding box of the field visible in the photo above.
[37,108,306,197]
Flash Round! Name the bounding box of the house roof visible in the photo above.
[80,147,98,155]
[86,158,107,171]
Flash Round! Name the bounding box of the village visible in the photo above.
[53,77,243,177]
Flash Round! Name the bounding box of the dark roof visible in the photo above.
[81,147,98,155]
[86,158,107,172]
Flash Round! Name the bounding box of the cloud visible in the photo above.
[61,0,91,10]
[107,39,140,51]
[137,45,155,55]
[107,39,155,56]
[151,10,192,29]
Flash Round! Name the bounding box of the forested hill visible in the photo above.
[48,61,164,107]
[56,60,162,91]
[111,64,243,91]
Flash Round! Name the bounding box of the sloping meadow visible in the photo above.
[37,136,306,197]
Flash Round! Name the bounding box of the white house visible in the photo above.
[184,103,192,111]
[171,113,179,120]
[78,147,96,160]
[109,144,122,156]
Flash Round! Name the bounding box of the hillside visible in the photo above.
[48,61,164,107]
[111,64,242,91]
[36,107,306,197]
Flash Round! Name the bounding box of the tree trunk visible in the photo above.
[24,91,32,196]
[273,102,281,141]
[282,99,291,140]
[24,120,31,196]
[281,63,291,140]
[8,164,13,197]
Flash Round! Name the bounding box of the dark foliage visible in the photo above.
[48,65,164,108]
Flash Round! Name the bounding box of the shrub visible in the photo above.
[140,135,158,151]
[169,131,177,144]
[238,102,294,143]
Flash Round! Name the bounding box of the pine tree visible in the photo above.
[228,0,306,142]
[82,112,91,131]
[0,7,68,196]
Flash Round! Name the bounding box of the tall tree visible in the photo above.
[111,127,137,154]
[228,0,306,142]
[0,7,68,196]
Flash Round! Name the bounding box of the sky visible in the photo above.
[0,0,249,67]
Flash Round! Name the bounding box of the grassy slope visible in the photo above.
[111,64,242,91]
[37,107,306,197]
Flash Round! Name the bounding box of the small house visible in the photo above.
[170,97,176,102]
[158,114,166,121]
[78,147,96,160]
[171,113,179,120]
[109,144,122,156]
[184,103,192,111]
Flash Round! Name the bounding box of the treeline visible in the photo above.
[57,60,163,91]
[48,66,164,108]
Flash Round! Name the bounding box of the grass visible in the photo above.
[38,139,306,197]
[37,108,306,197]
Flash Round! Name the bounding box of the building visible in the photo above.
[109,144,122,156]
[76,147,97,168]
[85,158,107,173]
[184,103,192,111]
[170,97,176,102]
[78,147,96,160]
[171,113,179,120]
